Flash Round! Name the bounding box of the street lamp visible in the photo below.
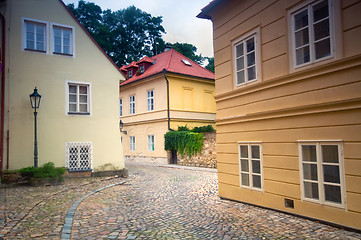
[29,87,41,168]
[119,119,127,135]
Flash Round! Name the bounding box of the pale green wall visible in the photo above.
[3,0,125,171]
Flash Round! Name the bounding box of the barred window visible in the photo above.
[65,142,92,171]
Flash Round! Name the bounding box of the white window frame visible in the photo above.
[238,142,263,191]
[130,136,136,151]
[298,140,346,209]
[147,90,154,112]
[65,142,92,171]
[66,81,91,116]
[233,28,261,87]
[148,135,155,151]
[289,0,337,69]
[119,98,123,116]
[51,22,75,57]
[129,95,135,115]
[22,17,48,53]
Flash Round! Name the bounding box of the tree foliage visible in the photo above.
[164,131,204,157]
[67,1,166,66]
[205,57,215,73]
[168,42,205,65]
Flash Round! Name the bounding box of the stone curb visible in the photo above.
[127,162,217,173]
[60,180,130,240]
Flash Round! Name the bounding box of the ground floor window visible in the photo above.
[130,136,136,151]
[148,135,155,151]
[299,141,345,208]
[65,142,92,171]
[238,142,263,191]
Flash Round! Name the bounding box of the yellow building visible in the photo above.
[119,49,215,164]
[0,0,125,175]
[198,0,361,230]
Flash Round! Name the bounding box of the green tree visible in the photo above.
[205,57,214,73]
[169,42,205,65]
[67,1,166,66]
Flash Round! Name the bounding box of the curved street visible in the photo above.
[1,163,361,239]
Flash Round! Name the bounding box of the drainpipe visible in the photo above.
[162,69,173,131]
[0,13,5,178]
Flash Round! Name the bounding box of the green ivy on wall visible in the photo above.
[164,131,204,157]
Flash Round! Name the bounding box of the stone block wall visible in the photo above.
[176,132,216,168]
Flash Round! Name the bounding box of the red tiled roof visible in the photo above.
[120,49,214,86]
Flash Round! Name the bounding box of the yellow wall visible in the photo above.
[2,0,125,171]
[120,72,216,161]
[207,0,361,230]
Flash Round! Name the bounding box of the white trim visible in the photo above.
[130,136,136,151]
[22,17,49,54]
[288,0,339,71]
[298,140,346,209]
[232,27,261,88]
[50,22,75,57]
[147,134,155,151]
[129,95,136,115]
[238,142,264,192]
[147,89,154,112]
[65,80,92,116]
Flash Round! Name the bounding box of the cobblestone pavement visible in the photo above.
[1,163,361,239]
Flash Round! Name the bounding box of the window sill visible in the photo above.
[24,48,46,53]
[68,112,90,115]
[53,52,73,57]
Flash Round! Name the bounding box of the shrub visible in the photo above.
[192,125,215,133]
[18,162,66,181]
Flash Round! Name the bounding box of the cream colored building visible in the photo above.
[0,0,125,174]
[199,0,361,230]
[120,49,215,164]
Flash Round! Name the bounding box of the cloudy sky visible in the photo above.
[62,0,214,58]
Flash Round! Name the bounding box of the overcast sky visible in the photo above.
[62,0,214,58]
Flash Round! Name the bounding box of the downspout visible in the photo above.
[162,68,173,131]
[0,13,5,178]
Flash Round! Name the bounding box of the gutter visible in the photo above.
[0,13,5,178]
[162,69,174,131]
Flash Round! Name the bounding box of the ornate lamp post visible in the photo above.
[29,87,41,168]
[119,119,127,135]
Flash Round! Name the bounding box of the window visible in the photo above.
[129,95,135,115]
[234,33,258,86]
[238,143,263,190]
[148,135,155,151]
[65,142,92,171]
[139,65,145,73]
[119,98,123,116]
[23,19,47,52]
[67,82,90,115]
[291,0,333,67]
[147,90,154,111]
[128,70,133,78]
[299,141,345,208]
[130,136,136,151]
[52,24,73,55]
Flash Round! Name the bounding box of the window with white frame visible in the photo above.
[67,82,90,115]
[238,143,263,190]
[291,0,334,67]
[299,141,345,207]
[129,95,135,114]
[53,24,73,55]
[148,135,155,151]
[234,33,258,86]
[147,90,154,111]
[119,98,123,116]
[130,136,136,151]
[23,19,47,52]
[65,142,92,171]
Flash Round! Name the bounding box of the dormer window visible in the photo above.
[128,69,133,78]
[139,65,145,73]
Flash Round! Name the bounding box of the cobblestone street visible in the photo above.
[1,163,361,239]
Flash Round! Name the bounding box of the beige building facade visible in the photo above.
[199,0,361,230]
[120,49,215,164]
[0,0,125,174]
